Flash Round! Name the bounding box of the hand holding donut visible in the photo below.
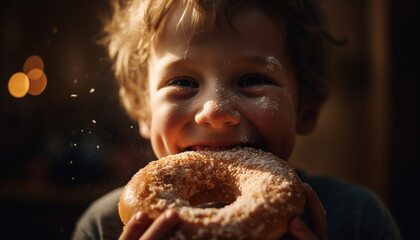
[119,210,179,240]
[285,183,328,240]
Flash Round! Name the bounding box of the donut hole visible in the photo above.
[196,202,229,209]
[188,179,239,209]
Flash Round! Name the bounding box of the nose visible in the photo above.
[195,99,241,128]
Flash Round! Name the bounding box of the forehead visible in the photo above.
[152,3,287,58]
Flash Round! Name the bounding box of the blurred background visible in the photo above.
[0,0,418,239]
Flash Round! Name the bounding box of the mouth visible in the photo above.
[183,144,263,152]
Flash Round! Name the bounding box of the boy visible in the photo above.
[72,0,402,239]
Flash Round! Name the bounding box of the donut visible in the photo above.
[119,147,304,239]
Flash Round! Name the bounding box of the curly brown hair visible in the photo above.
[102,0,329,122]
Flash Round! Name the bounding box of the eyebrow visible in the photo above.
[161,56,199,71]
[163,54,283,67]
[157,53,284,78]
[156,55,201,80]
[238,55,283,70]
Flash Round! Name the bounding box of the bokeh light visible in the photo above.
[8,55,47,98]
[27,68,47,96]
[23,55,44,74]
[8,72,30,98]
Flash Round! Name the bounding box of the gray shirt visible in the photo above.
[72,171,402,240]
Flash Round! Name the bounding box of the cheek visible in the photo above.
[150,92,194,141]
[248,94,297,159]
[149,100,187,157]
[249,94,297,128]
[152,100,183,132]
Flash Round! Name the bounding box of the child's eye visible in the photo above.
[167,77,199,89]
[238,74,273,87]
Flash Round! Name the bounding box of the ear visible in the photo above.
[138,120,151,139]
[296,100,321,135]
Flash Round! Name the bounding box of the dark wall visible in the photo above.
[390,0,420,239]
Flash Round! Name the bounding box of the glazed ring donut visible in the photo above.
[119,147,304,240]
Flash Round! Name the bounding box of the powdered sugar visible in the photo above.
[265,56,282,70]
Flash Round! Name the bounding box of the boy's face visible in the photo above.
[140,5,306,160]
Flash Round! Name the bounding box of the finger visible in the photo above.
[119,212,153,240]
[140,209,179,240]
[289,217,318,240]
[302,183,327,240]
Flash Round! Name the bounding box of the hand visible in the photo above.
[119,209,179,240]
[286,183,327,240]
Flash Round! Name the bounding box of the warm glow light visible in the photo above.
[8,55,47,98]
[27,68,47,96]
[8,72,30,98]
[23,55,44,74]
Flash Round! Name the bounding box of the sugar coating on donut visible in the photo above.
[119,147,304,240]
